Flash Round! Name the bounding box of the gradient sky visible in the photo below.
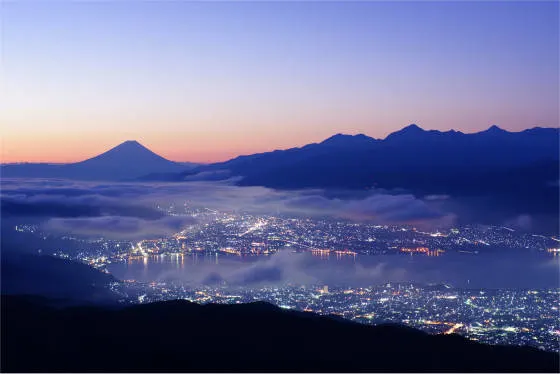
[1,1,558,163]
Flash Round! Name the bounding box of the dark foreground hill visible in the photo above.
[2,296,558,372]
[1,253,117,304]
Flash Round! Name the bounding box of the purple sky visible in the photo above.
[1,1,558,163]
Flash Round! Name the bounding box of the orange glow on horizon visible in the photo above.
[2,123,546,165]
[0,132,320,164]
[1,146,270,164]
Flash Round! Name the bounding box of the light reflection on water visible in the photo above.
[108,251,560,289]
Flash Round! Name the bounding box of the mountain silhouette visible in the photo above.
[1,140,197,180]
[320,133,378,147]
[143,124,559,232]
[76,140,171,167]
[2,295,558,372]
[171,124,558,186]
[1,253,117,305]
[384,123,428,140]
[174,125,558,194]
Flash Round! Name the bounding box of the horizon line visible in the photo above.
[2,123,558,165]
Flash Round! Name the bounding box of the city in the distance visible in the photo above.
[1,1,559,373]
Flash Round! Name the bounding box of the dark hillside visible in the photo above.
[2,296,557,372]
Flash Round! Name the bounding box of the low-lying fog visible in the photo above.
[3,178,559,291]
[107,250,560,289]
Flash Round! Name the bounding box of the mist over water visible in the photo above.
[107,250,560,289]
[3,178,559,290]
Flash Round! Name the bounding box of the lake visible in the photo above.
[107,250,560,289]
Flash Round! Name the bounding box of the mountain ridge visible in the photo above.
[176,124,558,178]
[2,125,557,168]
[2,295,558,372]
[206,124,558,167]
[145,124,559,233]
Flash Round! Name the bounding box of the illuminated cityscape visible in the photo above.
[16,203,559,264]
[10,203,559,354]
[107,281,560,353]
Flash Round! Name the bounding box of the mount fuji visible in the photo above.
[1,140,197,181]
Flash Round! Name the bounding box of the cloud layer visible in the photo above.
[1,178,457,242]
[44,215,197,240]
[109,249,560,289]
[2,178,558,289]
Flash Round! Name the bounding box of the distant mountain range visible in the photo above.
[4,125,558,189]
[140,125,559,221]
[149,124,556,231]
[2,295,558,372]
[1,140,198,181]
[171,124,559,190]
[3,125,559,229]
